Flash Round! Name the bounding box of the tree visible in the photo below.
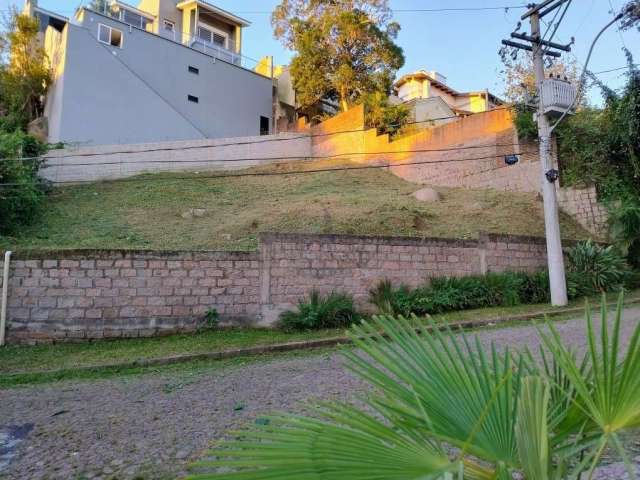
[0,9,49,233]
[193,295,640,479]
[621,0,640,30]
[0,9,50,131]
[271,0,405,113]
[499,54,580,104]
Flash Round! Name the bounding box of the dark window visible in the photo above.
[188,95,199,103]
[260,116,270,135]
[188,66,199,74]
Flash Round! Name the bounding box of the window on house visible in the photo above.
[98,24,123,48]
[188,95,199,103]
[163,20,175,32]
[260,116,270,135]
[188,66,199,74]
[120,8,149,30]
[196,25,228,49]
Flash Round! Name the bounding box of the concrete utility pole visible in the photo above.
[502,0,574,306]
[529,11,568,306]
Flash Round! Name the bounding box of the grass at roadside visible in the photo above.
[0,160,589,251]
[3,290,637,389]
[0,328,345,375]
[0,347,340,389]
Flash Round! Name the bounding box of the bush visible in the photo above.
[608,196,640,269]
[279,291,358,331]
[0,130,48,234]
[368,279,411,316]
[369,271,553,317]
[364,91,410,138]
[566,240,631,295]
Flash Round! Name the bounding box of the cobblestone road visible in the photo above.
[2,307,639,479]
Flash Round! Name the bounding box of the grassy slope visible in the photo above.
[1,160,589,251]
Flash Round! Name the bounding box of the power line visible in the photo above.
[0,111,497,163]
[0,4,530,16]
[37,142,525,169]
[592,64,638,75]
[0,149,534,187]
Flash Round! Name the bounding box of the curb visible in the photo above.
[6,297,640,380]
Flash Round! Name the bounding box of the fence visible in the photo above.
[1,232,549,343]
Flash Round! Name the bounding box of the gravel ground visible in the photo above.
[1,306,639,480]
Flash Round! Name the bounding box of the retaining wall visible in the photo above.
[309,106,544,193]
[558,186,608,238]
[41,132,312,183]
[1,232,549,343]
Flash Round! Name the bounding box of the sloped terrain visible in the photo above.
[1,159,589,251]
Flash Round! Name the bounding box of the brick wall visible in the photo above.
[0,251,260,343]
[558,186,608,238]
[1,232,550,343]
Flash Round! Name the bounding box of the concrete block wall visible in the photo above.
[1,232,550,343]
[41,132,311,183]
[0,250,260,343]
[558,186,608,238]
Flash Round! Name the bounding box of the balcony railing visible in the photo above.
[82,2,266,74]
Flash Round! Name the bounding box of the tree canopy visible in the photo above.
[0,10,50,131]
[271,0,405,113]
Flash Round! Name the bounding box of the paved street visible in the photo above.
[2,307,640,479]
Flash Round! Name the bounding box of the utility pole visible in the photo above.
[502,1,573,306]
[529,10,568,306]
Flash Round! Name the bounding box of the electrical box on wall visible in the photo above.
[541,77,577,118]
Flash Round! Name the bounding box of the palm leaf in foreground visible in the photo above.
[190,293,640,479]
[189,402,454,479]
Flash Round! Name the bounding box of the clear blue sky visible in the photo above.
[2,0,638,103]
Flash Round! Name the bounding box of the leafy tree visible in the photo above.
[499,54,580,104]
[621,0,640,30]
[271,0,405,113]
[0,10,50,131]
[363,91,409,137]
[0,9,50,233]
[194,295,640,479]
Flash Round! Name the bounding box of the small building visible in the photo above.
[26,0,274,146]
[393,70,503,126]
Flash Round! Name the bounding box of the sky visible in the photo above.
[1,0,638,104]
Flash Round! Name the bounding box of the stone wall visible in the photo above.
[1,250,260,343]
[1,232,550,343]
[558,186,608,238]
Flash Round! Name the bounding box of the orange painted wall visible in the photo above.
[309,106,545,193]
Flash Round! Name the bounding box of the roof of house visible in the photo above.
[33,5,68,22]
[176,0,251,27]
[394,70,503,105]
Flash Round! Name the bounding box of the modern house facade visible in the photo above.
[25,0,274,146]
[393,70,503,125]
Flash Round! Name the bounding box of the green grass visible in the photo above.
[0,160,589,251]
[0,347,340,389]
[4,291,638,388]
[0,327,345,375]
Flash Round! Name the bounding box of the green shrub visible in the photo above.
[364,91,410,138]
[512,103,538,141]
[279,291,358,331]
[371,271,553,317]
[566,239,630,295]
[368,279,411,316]
[0,130,48,234]
[608,196,640,269]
